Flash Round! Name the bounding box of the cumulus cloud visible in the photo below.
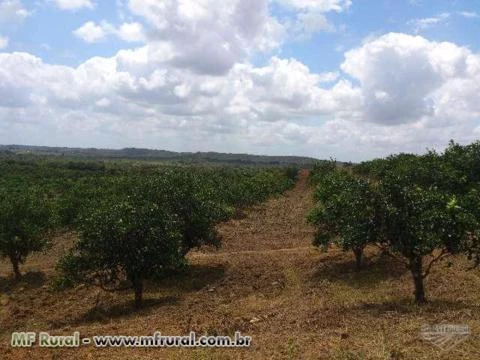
[73,21,107,43]
[49,0,95,11]
[341,33,477,127]
[117,22,145,42]
[338,34,480,158]
[127,0,284,75]
[0,46,354,153]
[292,12,335,39]
[276,0,351,39]
[0,0,30,25]
[2,32,480,160]
[276,0,352,12]
[0,36,8,49]
[73,21,145,43]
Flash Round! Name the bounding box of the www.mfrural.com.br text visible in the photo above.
[10,331,252,348]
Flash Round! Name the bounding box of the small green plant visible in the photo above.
[287,338,297,360]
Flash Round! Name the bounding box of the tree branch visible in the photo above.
[422,248,449,279]
[372,243,408,267]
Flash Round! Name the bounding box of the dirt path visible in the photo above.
[199,168,315,254]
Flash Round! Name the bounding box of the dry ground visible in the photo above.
[1,171,480,359]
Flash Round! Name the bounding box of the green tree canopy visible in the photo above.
[0,187,54,279]
[308,170,382,269]
[58,195,185,308]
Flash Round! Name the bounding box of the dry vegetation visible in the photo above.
[1,171,480,359]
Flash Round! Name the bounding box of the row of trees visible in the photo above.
[308,141,480,303]
[0,161,297,307]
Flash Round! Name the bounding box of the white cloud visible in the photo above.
[3,32,480,160]
[127,0,284,75]
[73,20,145,43]
[0,36,9,49]
[276,0,351,12]
[293,12,335,39]
[0,0,31,24]
[0,48,352,152]
[341,33,477,127]
[49,0,95,11]
[116,22,145,42]
[458,11,479,19]
[1,0,480,162]
[73,21,107,43]
[246,57,344,116]
[409,12,450,33]
[275,0,350,39]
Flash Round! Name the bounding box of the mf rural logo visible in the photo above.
[420,324,470,352]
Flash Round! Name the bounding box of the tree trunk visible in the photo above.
[180,244,190,257]
[353,247,364,270]
[180,232,194,257]
[409,255,426,304]
[10,255,22,280]
[132,276,144,309]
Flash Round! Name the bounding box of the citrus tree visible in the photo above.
[359,152,476,303]
[0,187,54,279]
[140,171,230,256]
[379,168,474,303]
[309,159,337,185]
[309,150,478,303]
[56,164,298,308]
[58,195,184,308]
[459,188,480,267]
[308,170,382,269]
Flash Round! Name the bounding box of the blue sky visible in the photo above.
[7,0,479,69]
[7,1,132,64]
[1,0,480,160]
[280,0,480,73]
